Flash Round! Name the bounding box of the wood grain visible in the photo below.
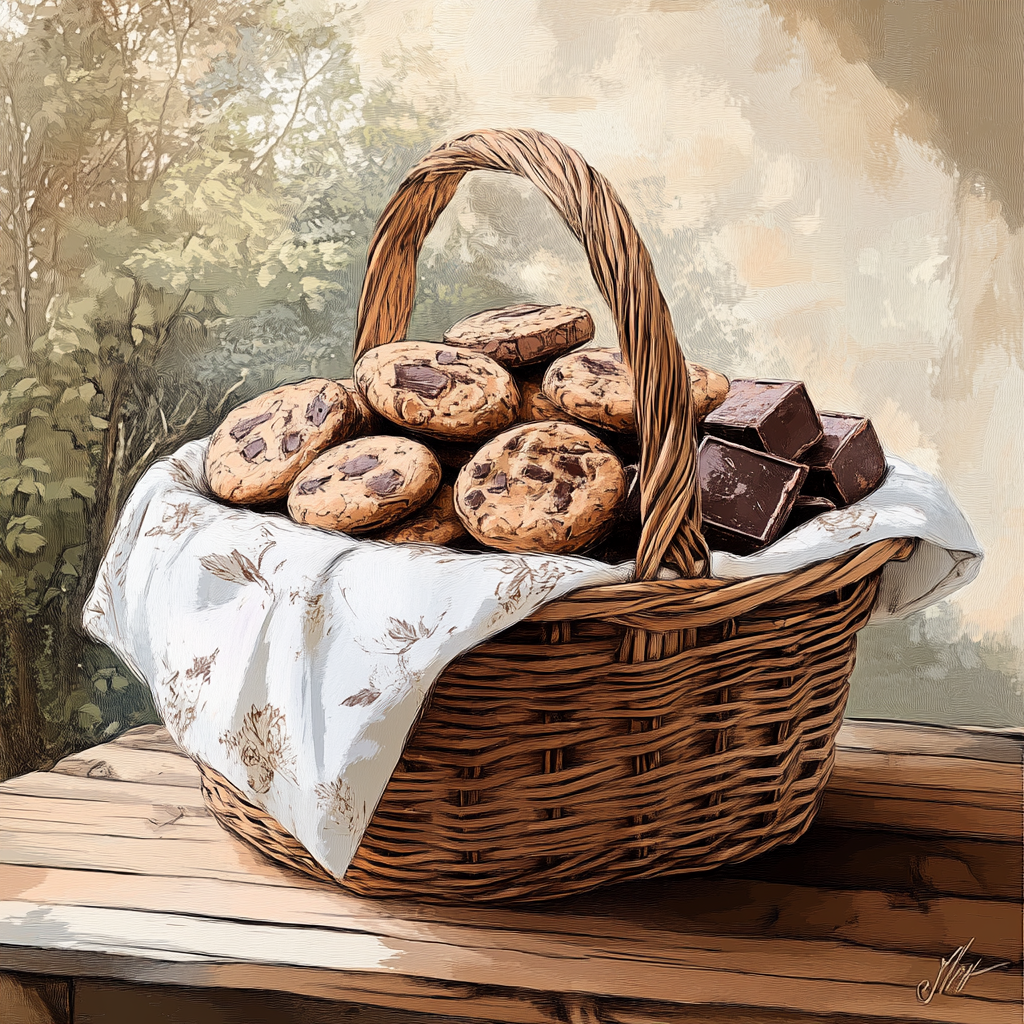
[0,722,1020,1024]
[0,971,69,1024]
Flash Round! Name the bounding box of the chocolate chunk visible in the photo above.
[698,437,807,555]
[229,410,273,441]
[786,495,836,530]
[281,431,302,454]
[366,469,403,496]
[523,465,554,483]
[703,380,822,460]
[435,349,458,365]
[504,433,524,452]
[470,461,492,479]
[802,413,887,505]
[552,479,574,512]
[340,454,380,478]
[305,392,333,427]
[240,437,267,462]
[296,475,331,495]
[581,355,626,377]
[394,363,450,399]
[558,455,586,479]
[464,489,485,510]
[487,472,508,494]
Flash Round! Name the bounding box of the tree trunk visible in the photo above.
[68,371,129,639]
[4,610,43,771]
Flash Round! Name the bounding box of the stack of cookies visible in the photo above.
[204,303,729,557]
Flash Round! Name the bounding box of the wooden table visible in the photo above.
[1,721,1021,1024]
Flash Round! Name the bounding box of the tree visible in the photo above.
[0,0,510,779]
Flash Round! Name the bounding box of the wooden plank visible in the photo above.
[0,862,1020,1019]
[8,947,1015,1024]
[2,949,553,1024]
[0,792,224,838]
[27,724,1024,843]
[102,723,193,754]
[558,877,1021,960]
[67,975,1009,1024]
[2,864,1015,1007]
[1,858,1019,972]
[715,826,1022,901]
[72,976,515,1024]
[49,744,200,789]
[817,790,1021,842]
[830,749,1023,797]
[0,971,69,1024]
[0,770,206,810]
[0,827,327,890]
[837,721,1024,763]
[0,904,1017,1024]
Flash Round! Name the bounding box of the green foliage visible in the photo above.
[0,0,487,779]
[0,0,540,780]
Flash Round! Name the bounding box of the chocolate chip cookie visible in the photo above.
[542,348,634,432]
[443,303,594,368]
[206,379,356,505]
[454,422,626,554]
[689,364,730,420]
[377,485,466,545]
[354,341,520,442]
[288,436,441,534]
[543,349,730,432]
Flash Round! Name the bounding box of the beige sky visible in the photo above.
[342,0,1024,647]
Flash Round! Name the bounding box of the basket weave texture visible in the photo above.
[197,128,913,903]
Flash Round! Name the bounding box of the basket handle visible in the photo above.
[354,128,708,580]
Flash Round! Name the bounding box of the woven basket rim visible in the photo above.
[525,536,915,623]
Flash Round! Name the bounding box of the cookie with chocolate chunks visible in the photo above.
[543,348,730,433]
[206,379,356,505]
[454,422,626,554]
[354,341,520,442]
[288,436,441,534]
[688,363,731,420]
[543,347,635,432]
[377,485,466,546]
[443,303,595,368]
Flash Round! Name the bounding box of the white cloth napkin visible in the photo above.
[83,439,981,881]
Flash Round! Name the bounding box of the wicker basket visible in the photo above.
[198,128,913,903]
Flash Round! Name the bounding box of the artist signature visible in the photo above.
[917,939,1010,1003]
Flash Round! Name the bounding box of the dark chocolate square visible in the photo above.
[698,437,808,555]
[802,412,886,505]
[703,379,823,460]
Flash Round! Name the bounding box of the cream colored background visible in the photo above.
[344,0,1022,723]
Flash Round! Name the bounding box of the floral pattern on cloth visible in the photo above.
[82,437,980,882]
[221,703,298,794]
